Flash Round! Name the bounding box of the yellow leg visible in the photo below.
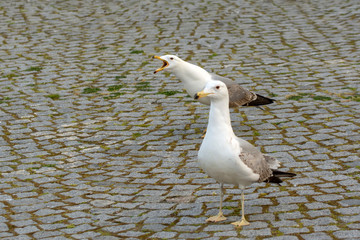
[231,188,250,227]
[201,128,207,138]
[206,184,227,222]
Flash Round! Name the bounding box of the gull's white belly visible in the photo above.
[198,139,259,186]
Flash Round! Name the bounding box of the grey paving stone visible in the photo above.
[313,225,340,232]
[178,232,210,239]
[334,206,360,215]
[301,233,332,240]
[339,214,360,223]
[1,236,33,240]
[32,231,64,239]
[0,223,9,231]
[307,209,332,218]
[93,237,119,240]
[279,227,310,234]
[264,236,299,240]
[150,231,178,239]
[142,223,167,232]
[339,199,360,207]
[333,230,360,239]
[14,225,39,235]
[241,228,272,237]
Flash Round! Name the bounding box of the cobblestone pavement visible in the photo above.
[0,0,359,239]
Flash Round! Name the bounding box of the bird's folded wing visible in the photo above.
[210,73,257,107]
[239,151,273,182]
[228,85,257,107]
[263,154,280,169]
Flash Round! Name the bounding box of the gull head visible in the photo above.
[153,55,182,73]
[194,80,228,100]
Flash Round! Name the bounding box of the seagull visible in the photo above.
[194,80,296,227]
[153,55,274,107]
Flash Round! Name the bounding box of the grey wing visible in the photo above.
[210,73,235,85]
[237,137,272,182]
[210,73,257,108]
[263,154,280,169]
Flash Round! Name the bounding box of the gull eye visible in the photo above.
[170,57,174,60]
[216,85,220,89]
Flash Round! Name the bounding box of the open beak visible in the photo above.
[153,56,169,74]
[194,90,212,100]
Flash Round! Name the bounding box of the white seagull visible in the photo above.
[153,55,274,107]
[194,80,295,227]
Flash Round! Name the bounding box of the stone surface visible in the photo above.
[0,0,359,239]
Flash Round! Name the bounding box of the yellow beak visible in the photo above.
[153,56,169,74]
[194,90,212,100]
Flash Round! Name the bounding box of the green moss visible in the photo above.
[135,82,152,91]
[194,127,202,134]
[163,129,174,137]
[25,66,42,72]
[97,230,112,236]
[103,92,124,100]
[136,124,150,127]
[115,75,126,80]
[272,229,284,236]
[342,94,360,102]
[158,90,182,96]
[209,53,218,59]
[342,87,357,91]
[312,95,332,101]
[273,121,287,126]
[223,206,233,210]
[41,164,56,168]
[140,61,149,67]
[82,87,101,94]
[130,50,144,54]
[46,94,60,100]
[107,84,124,91]
[287,92,334,102]
[2,73,18,79]
[100,145,110,150]
[253,130,260,136]
[66,224,75,228]
[287,95,303,101]
[352,95,360,102]
[0,97,11,104]
[132,132,142,139]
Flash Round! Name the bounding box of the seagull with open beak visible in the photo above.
[153,55,274,108]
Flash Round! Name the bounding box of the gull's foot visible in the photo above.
[206,213,227,222]
[231,218,250,227]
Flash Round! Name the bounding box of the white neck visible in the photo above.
[172,61,211,84]
[206,96,234,137]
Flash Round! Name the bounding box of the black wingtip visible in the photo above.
[265,169,296,185]
[272,169,297,178]
[194,93,199,100]
[244,94,275,106]
[266,176,283,185]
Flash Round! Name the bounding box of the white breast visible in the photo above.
[198,135,259,187]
